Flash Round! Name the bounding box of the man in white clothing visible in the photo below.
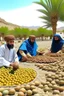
[0,35,19,70]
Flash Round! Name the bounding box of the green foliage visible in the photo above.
[0,27,9,35]
[34,0,64,34]
[37,27,46,36]
[0,26,53,38]
[62,30,64,32]
[30,30,37,36]
[35,0,64,27]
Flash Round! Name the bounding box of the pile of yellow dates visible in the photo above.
[0,67,36,86]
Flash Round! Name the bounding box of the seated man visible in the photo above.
[0,35,19,70]
[43,34,64,55]
[17,35,38,62]
[50,34,64,53]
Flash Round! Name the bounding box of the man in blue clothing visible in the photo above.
[17,35,38,62]
[50,34,64,53]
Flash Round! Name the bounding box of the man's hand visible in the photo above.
[27,53,32,58]
[10,62,19,70]
[37,51,44,55]
[57,50,62,54]
[43,50,51,55]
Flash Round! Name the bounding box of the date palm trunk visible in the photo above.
[51,13,58,35]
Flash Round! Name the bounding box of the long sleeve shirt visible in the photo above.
[0,44,19,67]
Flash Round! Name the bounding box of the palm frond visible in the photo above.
[39,16,50,21]
[34,0,64,30]
[37,9,50,16]
[34,1,51,13]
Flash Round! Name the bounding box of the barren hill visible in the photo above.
[0,18,21,30]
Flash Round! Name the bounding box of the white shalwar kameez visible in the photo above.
[0,44,19,67]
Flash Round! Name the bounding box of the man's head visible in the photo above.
[29,35,35,42]
[53,34,62,43]
[4,35,15,49]
[29,35,36,45]
[54,36,59,41]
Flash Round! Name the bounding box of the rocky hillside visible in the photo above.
[0,18,21,30]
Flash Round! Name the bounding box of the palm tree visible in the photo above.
[35,0,64,35]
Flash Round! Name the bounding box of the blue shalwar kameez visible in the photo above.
[17,39,38,61]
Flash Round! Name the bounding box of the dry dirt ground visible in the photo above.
[15,40,52,51]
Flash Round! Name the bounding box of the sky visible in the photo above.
[0,0,64,28]
[0,0,39,10]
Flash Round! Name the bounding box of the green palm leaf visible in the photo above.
[34,0,64,34]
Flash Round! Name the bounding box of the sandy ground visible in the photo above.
[15,40,52,51]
